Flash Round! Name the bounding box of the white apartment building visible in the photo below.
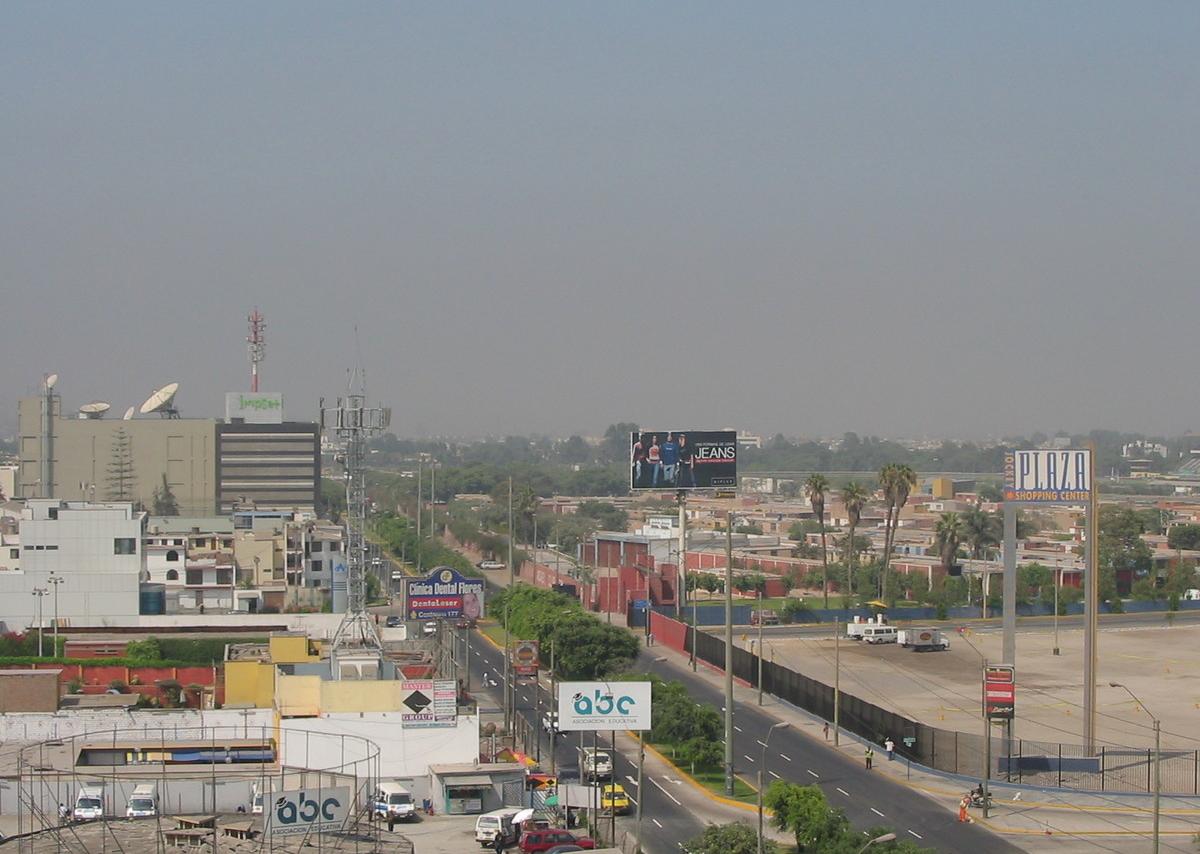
[304,524,343,589]
[0,499,146,626]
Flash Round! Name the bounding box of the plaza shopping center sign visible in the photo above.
[404,566,485,620]
[1003,449,1092,503]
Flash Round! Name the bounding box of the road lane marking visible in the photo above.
[806,770,819,778]
[744,755,755,763]
[757,740,767,747]
[836,787,850,798]
[653,819,663,828]
[734,725,743,732]
[907,831,923,840]
[779,754,791,762]
[870,808,885,817]
[768,770,780,779]
[650,777,682,806]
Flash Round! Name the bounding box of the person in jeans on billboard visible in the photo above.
[631,433,648,488]
[647,435,663,486]
[677,434,696,487]
[660,433,680,485]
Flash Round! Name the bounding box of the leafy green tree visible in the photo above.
[841,482,869,599]
[765,782,851,853]
[680,736,724,770]
[125,637,163,661]
[961,505,999,560]
[106,427,136,501]
[805,475,831,608]
[878,464,916,603]
[684,822,771,854]
[1168,524,1200,552]
[1017,562,1053,604]
[601,422,640,465]
[1098,506,1152,598]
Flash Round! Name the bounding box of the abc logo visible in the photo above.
[572,689,635,716]
[275,792,341,825]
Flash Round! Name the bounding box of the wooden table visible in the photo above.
[162,828,210,848]
[171,814,217,829]
[220,819,258,840]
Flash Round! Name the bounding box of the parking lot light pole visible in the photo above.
[758,722,789,854]
[48,574,64,656]
[856,833,897,854]
[1110,682,1159,854]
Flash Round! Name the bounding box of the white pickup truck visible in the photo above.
[581,747,613,781]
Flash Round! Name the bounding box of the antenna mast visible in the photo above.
[321,389,390,671]
[247,309,266,393]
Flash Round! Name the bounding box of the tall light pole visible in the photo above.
[724,512,735,796]
[1053,558,1061,656]
[47,575,64,657]
[757,589,764,705]
[856,833,897,854]
[758,722,789,854]
[636,655,668,854]
[31,588,48,657]
[1110,682,1160,854]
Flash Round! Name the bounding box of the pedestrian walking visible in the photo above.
[958,794,970,823]
[823,722,830,741]
[885,737,895,760]
[865,747,874,770]
[58,803,69,824]
[648,632,655,647]
[492,831,506,853]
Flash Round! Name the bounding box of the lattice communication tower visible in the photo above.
[321,392,391,669]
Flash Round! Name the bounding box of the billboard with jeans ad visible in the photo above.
[630,430,737,490]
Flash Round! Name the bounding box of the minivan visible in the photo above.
[862,626,898,645]
[475,808,522,846]
[372,781,416,823]
[125,784,157,819]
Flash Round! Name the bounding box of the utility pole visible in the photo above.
[505,477,514,737]
[757,589,764,705]
[1053,558,1061,656]
[416,462,422,572]
[1084,441,1099,753]
[48,575,64,656]
[834,617,841,746]
[430,458,436,540]
[724,512,735,796]
[676,491,687,618]
[32,588,48,656]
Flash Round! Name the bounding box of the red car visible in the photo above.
[518,829,596,852]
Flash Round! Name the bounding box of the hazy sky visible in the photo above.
[3,3,1198,440]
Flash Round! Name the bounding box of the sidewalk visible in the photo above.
[647,636,1200,853]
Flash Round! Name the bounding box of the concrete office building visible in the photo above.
[0,499,146,626]
[16,390,320,516]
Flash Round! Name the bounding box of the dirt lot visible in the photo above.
[743,619,1200,750]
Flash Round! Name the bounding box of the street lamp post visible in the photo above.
[758,722,790,854]
[47,575,64,656]
[635,655,668,854]
[1110,682,1159,854]
[31,588,48,657]
[856,833,897,854]
[757,590,764,705]
[1053,558,1061,656]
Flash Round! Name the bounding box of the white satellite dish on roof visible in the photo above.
[78,401,111,419]
[44,373,58,391]
[122,406,136,420]
[140,382,180,418]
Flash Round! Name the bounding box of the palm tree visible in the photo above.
[934,512,965,573]
[805,474,831,608]
[961,505,1000,559]
[879,464,917,601]
[841,482,869,600]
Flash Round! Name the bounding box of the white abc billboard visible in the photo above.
[557,681,652,731]
[265,787,350,837]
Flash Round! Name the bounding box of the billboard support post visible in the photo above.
[1002,504,1017,666]
[724,512,735,797]
[1085,441,1098,753]
[677,492,687,618]
[983,658,991,820]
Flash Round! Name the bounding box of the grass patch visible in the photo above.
[479,623,510,647]
[651,744,759,804]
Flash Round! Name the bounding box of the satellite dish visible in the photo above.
[122,406,136,420]
[140,382,180,417]
[78,401,111,419]
[44,373,59,391]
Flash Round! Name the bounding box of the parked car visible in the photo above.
[422,621,438,636]
[385,615,402,628]
[544,846,586,854]
[478,560,506,570]
[519,830,596,852]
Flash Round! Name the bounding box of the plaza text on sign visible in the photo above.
[1003,450,1092,503]
[557,680,652,731]
[984,665,1015,720]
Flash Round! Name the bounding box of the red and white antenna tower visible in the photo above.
[247,309,266,392]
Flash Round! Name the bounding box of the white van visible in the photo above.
[372,781,416,823]
[475,808,521,846]
[73,783,105,821]
[125,784,157,819]
[862,625,898,645]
